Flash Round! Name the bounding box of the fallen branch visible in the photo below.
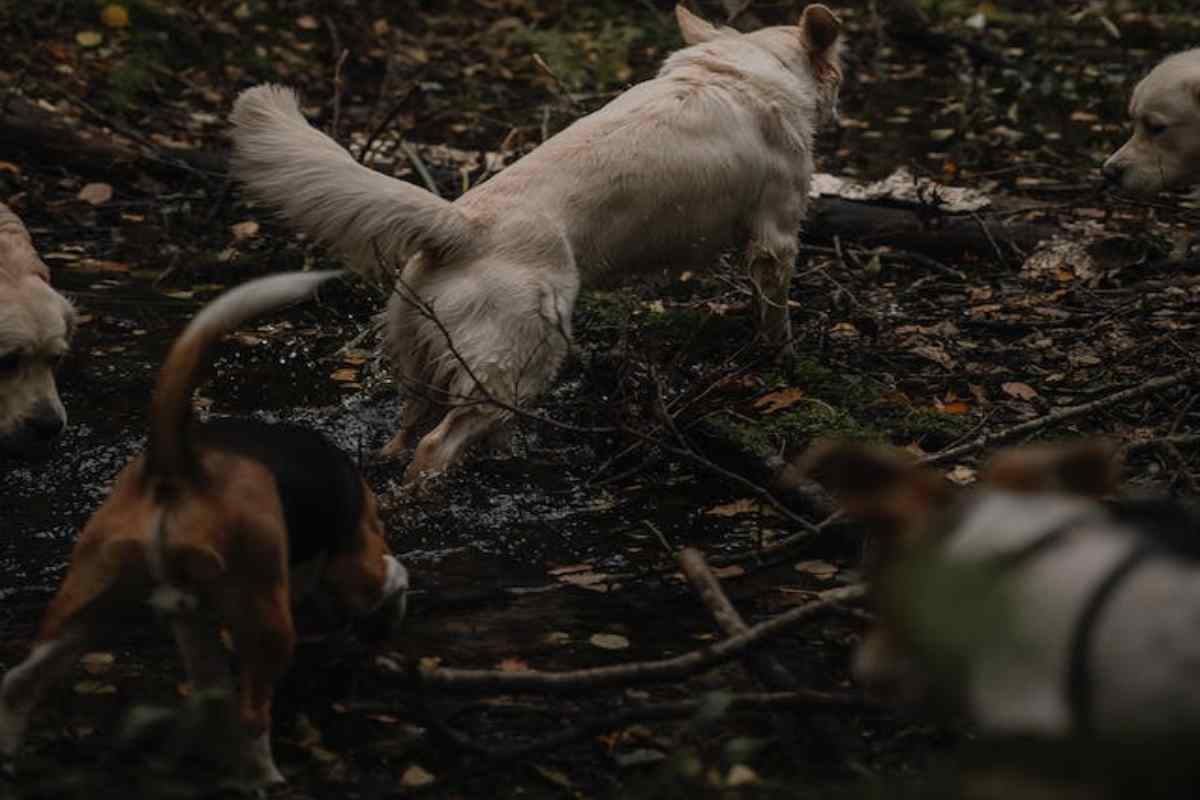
[398,584,864,694]
[923,369,1198,466]
[678,548,797,690]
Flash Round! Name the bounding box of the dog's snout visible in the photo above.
[1101,160,1123,186]
[28,406,65,441]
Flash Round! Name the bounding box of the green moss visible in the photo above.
[891,408,970,446]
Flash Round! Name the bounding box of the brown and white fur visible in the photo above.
[1103,49,1200,195]
[0,271,408,787]
[229,5,843,482]
[804,440,1200,740]
[0,201,76,459]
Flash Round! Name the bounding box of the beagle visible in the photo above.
[0,271,408,787]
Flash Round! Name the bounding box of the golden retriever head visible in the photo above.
[1103,49,1200,195]
[0,205,75,460]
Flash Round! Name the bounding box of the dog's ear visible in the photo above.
[799,4,841,53]
[798,440,951,541]
[982,441,1119,498]
[675,5,734,45]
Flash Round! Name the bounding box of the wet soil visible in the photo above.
[2,1,1200,798]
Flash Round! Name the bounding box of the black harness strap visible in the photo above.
[987,522,1077,574]
[1065,541,1157,737]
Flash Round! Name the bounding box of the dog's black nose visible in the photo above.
[1101,161,1122,186]
[28,411,64,441]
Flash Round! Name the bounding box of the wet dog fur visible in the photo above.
[0,202,76,460]
[0,271,408,787]
[229,5,843,483]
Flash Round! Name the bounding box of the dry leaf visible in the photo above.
[945,465,977,485]
[704,498,758,517]
[727,764,760,787]
[1001,381,1038,401]
[74,680,117,695]
[910,343,955,370]
[589,633,630,650]
[330,368,358,382]
[548,563,593,576]
[936,400,970,415]
[71,258,128,273]
[230,220,260,240]
[100,4,129,28]
[78,182,113,206]
[544,631,571,646]
[80,651,115,675]
[557,571,611,592]
[794,560,838,579]
[296,14,320,29]
[496,657,531,672]
[753,387,806,414]
[76,30,103,47]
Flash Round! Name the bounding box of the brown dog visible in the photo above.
[0,201,75,459]
[230,4,843,482]
[0,271,408,787]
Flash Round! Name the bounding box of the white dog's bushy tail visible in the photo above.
[147,270,342,483]
[229,85,471,281]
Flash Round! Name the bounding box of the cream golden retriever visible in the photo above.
[231,4,843,482]
[0,202,75,460]
[1103,49,1200,195]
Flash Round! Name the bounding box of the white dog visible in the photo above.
[806,440,1200,741]
[230,4,843,482]
[1103,49,1200,195]
[0,202,75,460]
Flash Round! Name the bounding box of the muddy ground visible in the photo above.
[2,1,1199,798]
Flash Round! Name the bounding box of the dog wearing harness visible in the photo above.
[803,440,1200,740]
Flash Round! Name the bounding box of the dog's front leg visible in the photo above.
[0,627,93,771]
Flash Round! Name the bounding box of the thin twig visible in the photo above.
[531,53,583,113]
[400,141,441,197]
[924,369,1198,466]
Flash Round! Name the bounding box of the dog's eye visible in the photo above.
[1144,120,1168,136]
[0,352,19,375]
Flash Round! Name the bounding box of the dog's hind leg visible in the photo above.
[404,405,504,482]
[746,202,803,356]
[225,583,294,786]
[747,245,797,356]
[0,531,144,768]
[377,394,440,460]
[0,628,93,770]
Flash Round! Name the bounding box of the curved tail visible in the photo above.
[146,270,343,483]
[229,84,472,282]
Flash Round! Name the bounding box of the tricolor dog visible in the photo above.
[0,201,75,460]
[230,4,843,482]
[0,272,408,787]
[1103,49,1200,195]
[805,440,1200,740]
